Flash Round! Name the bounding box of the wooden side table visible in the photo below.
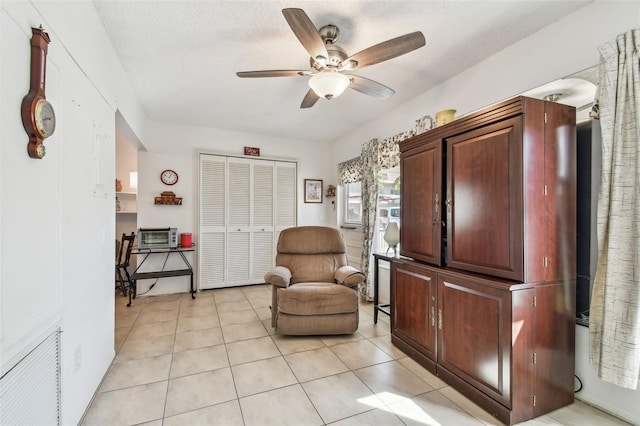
[373,253,395,324]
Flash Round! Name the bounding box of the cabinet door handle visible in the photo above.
[434,194,439,217]
[431,306,435,327]
[438,308,443,330]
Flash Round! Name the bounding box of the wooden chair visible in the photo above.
[115,232,135,296]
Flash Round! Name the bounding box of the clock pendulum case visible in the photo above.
[21,26,56,159]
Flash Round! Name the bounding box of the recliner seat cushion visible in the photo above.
[278,282,358,316]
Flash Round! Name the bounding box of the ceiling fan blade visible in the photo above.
[349,75,395,99]
[300,89,320,109]
[236,70,309,78]
[346,31,425,69]
[282,8,329,63]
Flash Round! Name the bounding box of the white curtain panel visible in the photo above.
[590,28,640,390]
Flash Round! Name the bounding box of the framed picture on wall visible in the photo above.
[304,179,323,203]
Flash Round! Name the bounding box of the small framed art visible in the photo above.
[304,179,323,203]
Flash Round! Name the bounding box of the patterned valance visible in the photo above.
[339,114,435,184]
[338,158,362,184]
[378,115,435,169]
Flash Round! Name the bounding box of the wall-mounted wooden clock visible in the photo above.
[21,27,55,159]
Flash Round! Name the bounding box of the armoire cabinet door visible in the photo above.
[437,271,512,408]
[446,116,524,281]
[400,140,442,265]
[392,261,437,362]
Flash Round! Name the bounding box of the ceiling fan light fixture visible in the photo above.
[308,71,351,100]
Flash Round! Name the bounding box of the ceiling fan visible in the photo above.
[236,8,426,109]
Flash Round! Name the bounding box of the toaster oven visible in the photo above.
[138,228,178,249]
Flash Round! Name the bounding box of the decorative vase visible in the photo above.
[436,109,456,127]
[383,222,400,256]
[115,179,123,192]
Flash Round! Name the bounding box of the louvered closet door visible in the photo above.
[275,161,297,246]
[199,154,296,288]
[252,161,275,282]
[228,158,252,285]
[199,155,227,289]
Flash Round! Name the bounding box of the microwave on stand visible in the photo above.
[138,228,178,249]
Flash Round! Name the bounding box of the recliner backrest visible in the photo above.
[275,226,348,284]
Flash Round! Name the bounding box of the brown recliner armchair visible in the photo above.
[264,226,365,335]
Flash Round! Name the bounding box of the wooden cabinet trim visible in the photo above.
[399,97,527,153]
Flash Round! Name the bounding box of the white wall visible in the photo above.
[1,2,146,424]
[328,2,640,423]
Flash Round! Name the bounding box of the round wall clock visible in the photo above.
[161,169,179,185]
[21,27,54,159]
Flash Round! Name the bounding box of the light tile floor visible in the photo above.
[82,285,630,426]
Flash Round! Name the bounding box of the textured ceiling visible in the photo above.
[93,0,591,143]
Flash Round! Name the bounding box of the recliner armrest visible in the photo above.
[264,266,292,288]
[335,265,365,288]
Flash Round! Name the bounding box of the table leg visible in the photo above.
[373,256,380,324]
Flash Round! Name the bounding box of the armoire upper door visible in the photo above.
[446,116,524,281]
[400,140,442,265]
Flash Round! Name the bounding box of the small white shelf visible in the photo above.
[116,191,137,214]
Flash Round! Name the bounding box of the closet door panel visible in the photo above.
[253,161,274,227]
[228,231,251,284]
[252,161,275,281]
[228,159,251,228]
[200,232,226,289]
[253,231,274,281]
[227,158,251,284]
[199,155,227,289]
[275,162,297,245]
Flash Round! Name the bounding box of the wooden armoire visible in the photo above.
[392,96,576,425]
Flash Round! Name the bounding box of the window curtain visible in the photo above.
[338,158,362,185]
[589,28,640,390]
[359,139,380,300]
[356,115,434,300]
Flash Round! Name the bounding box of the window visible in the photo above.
[377,166,400,254]
[343,182,362,224]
